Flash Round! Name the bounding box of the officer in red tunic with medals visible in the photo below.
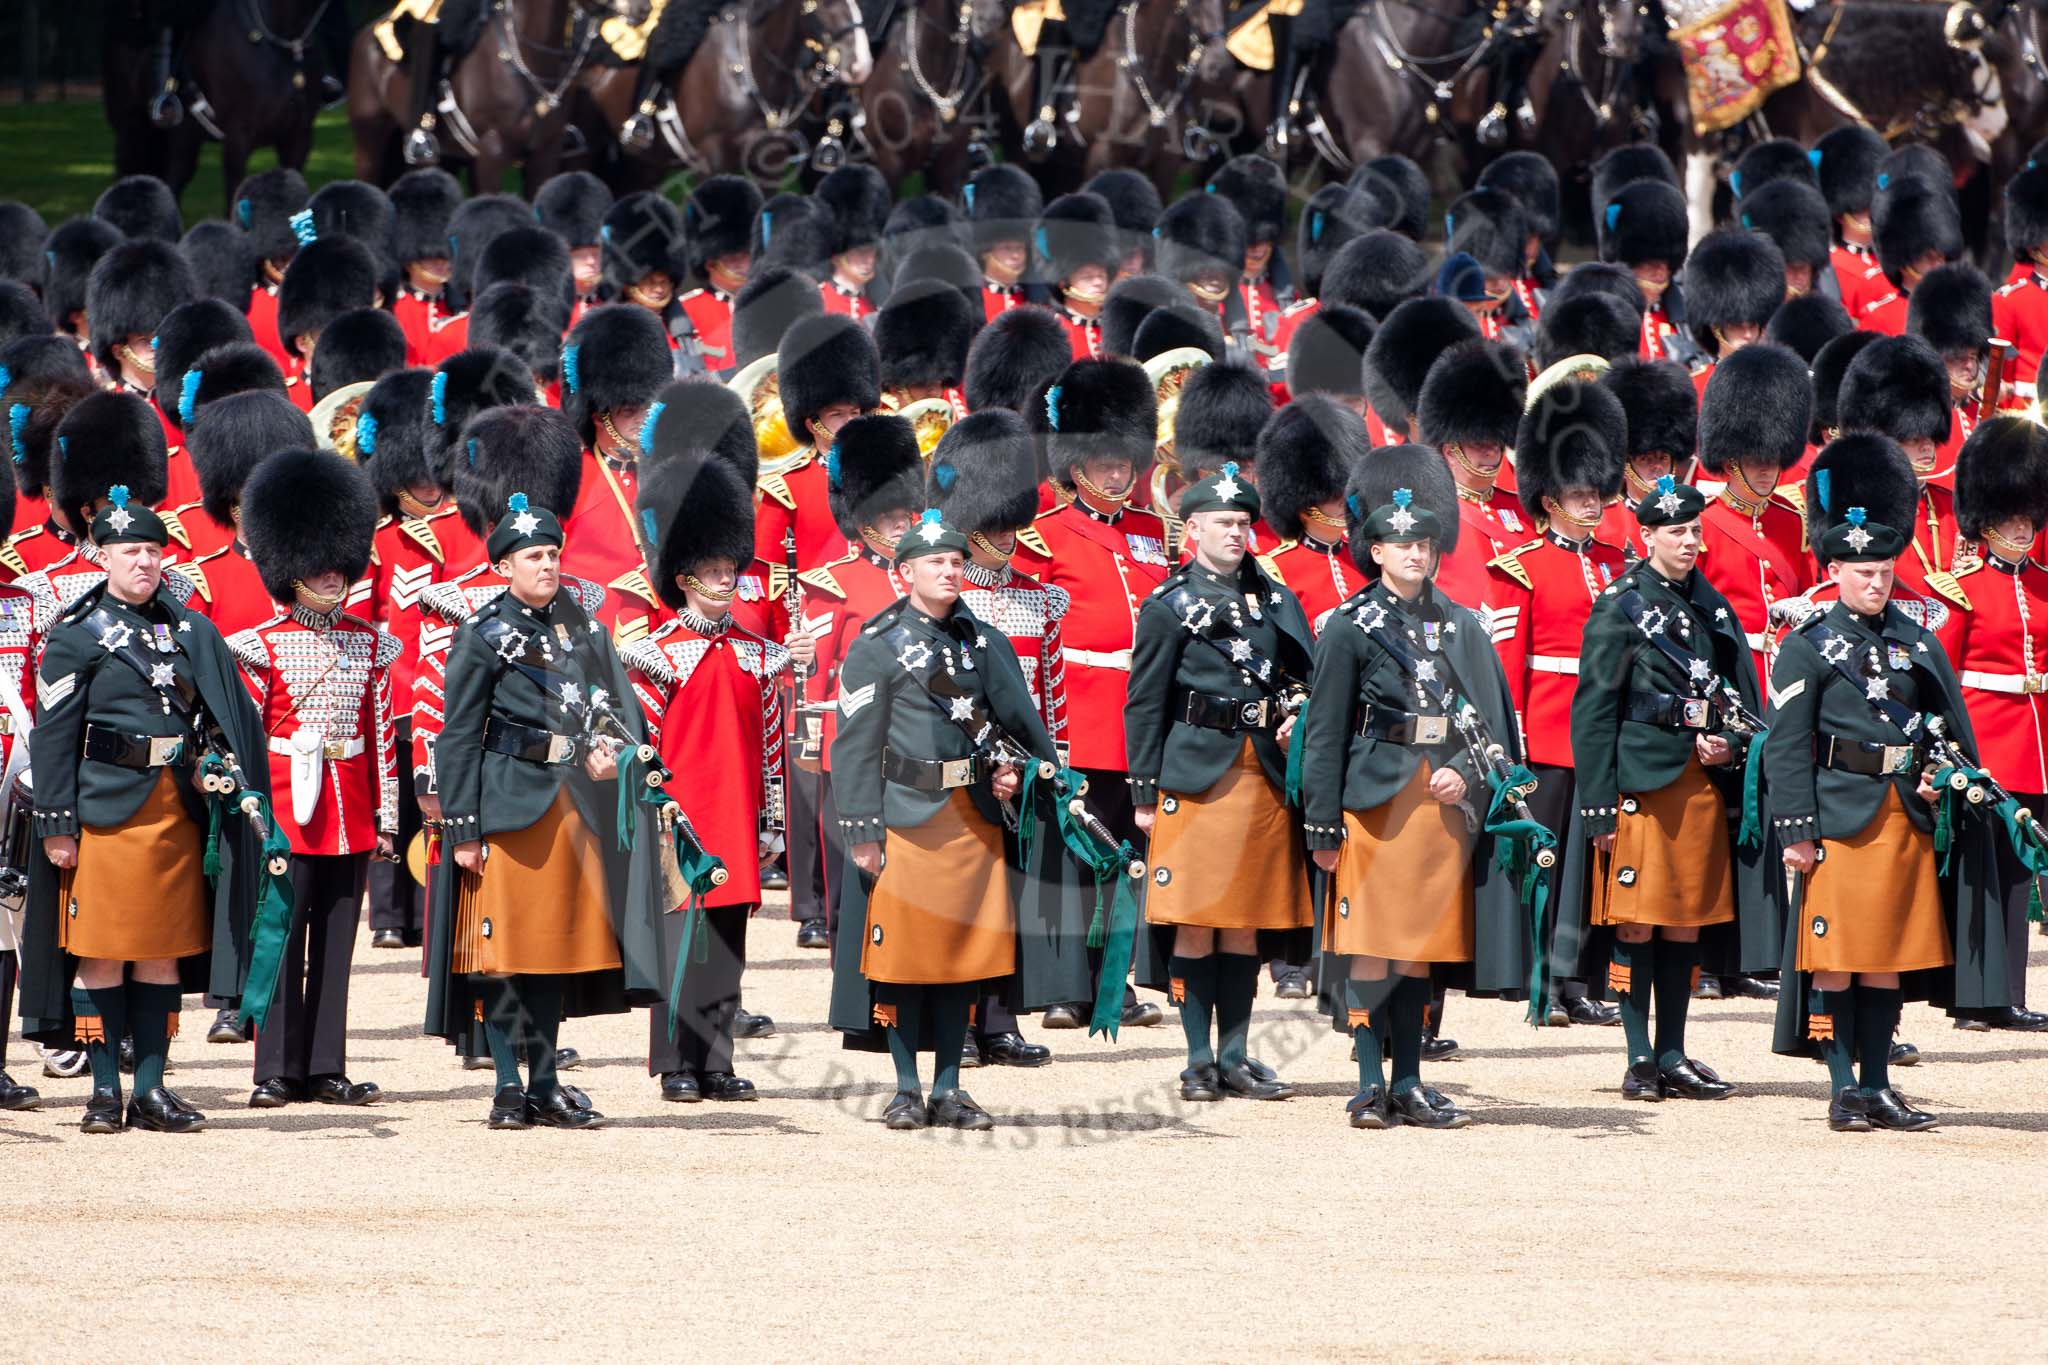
[1036,193,1120,361]
[232,450,399,1109]
[678,176,764,379]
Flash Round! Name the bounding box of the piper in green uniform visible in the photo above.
[1571,475,1756,1103]
[1125,462,1315,1103]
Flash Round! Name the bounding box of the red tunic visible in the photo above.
[730,556,794,643]
[1993,271,2048,401]
[1639,303,1681,361]
[981,281,1025,322]
[799,548,905,775]
[678,287,737,374]
[282,354,314,413]
[1697,492,1813,684]
[1436,486,1531,616]
[0,585,39,777]
[1258,534,1367,637]
[1240,276,1283,365]
[168,540,278,637]
[1832,244,1880,318]
[559,448,669,646]
[753,450,845,571]
[364,507,466,717]
[819,279,876,321]
[1891,483,1970,628]
[1057,307,1104,361]
[247,283,289,366]
[0,519,71,585]
[1936,554,2048,794]
[959,559,1069,744]
[1513,274,1544,326]
[229,608,399,856]
[626,614,788,907]
[1009,501,1170,771]
[393,286,453,367]
[1857,284,1908,336]
[424,310,471,366]
[1267,297,1319,380]
[1486,531,1628,765]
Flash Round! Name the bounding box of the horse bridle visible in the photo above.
[1795,1,2000,145]
[239,0,336,87]
[901,0,976,125]
[493,0,641,118]
[1364,0,1503,130]
[1561,0,1632,129]
[1117,0,1223,136]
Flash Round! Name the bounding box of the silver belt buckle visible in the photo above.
[1682,698,1710,729]
[1883,744,1914,775]
[1413,715,1449,745]
[545,734,577,765]
[941,757,974,788]
[1240,699,1267,728]
[148,736,184,767]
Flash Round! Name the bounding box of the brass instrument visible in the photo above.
[1143,346,1213,557]
[894,396,956,459]
[1983,335,2014,417]
[309,380,375,461]
[728,354,800,461]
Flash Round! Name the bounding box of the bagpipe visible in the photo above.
[196,724,296,1033]
[1921,714,2048,907]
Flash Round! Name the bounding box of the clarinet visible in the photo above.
[784,530,822,766]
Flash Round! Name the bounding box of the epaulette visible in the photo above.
[165,557,212,602]
[859,599,909,636]
[565,575,606,617]
[224,627,270,673]
[366,623,403,668]
[1487,537,1541,590]
[1773,484,1805,516]
[798,552,857,599]
[420,580,474,624]
[1254,539,1295,581]
[401,515,445,564]
[1017,512,1055,558]
[158,506,192,550]
[766,563,791,599]
[1043,582,1071,622]
[1896,596,1950,632]
[0,526,40,580]
[620,634,674,687]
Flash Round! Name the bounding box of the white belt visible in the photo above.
[1065,647,1133,670]
[1529,655,1580,675]
[1961,669,2048,695]
[1745,631,1770,651]
[268,735,365,760]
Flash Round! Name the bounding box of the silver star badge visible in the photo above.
[177,621,191,633]
[1416,660,1439,684]
[149,662,175,688]
[1865,676,1889,701]
[1214,474,1241,501]
[1688,658,1712,682]
[1228,639,1253,661]
[559,681,581,711]
[1715,608,1729,621]
[106,508,133,533]
[1657,490,1682,516]
[917,519,945,545]
[1388,506,1417,534]
[511,510,541,537]
[1844,525,1873,552]
[949,696,975,722]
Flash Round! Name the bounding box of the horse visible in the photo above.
[1509,0,1655,241]
[575,0,875,189]
[103,0,330,210]
[849,0,996,196]
[1299,0,1509,180]
[349,0,646,192]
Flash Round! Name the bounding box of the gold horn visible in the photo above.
[1525,353,1612,410]
[405,829,431,886]
[896,397,956,459]
[728,353,799,461]
[309,380,376,461]
[1143,345,1214,469]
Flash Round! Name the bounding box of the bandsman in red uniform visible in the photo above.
[814,165,890,322]
[420,194,532,366]
[1207,155,1292,361]
[230,167,309,366]
[389,169,463,365]
[1859,177,1964,338]
[232,449,398,1109]
[43,218,119,378]
[1680,228,1786,400]
[533,171,614,320]
[1253,394,1371,635]
[0,452,41,1112]
[421,346,541,580]
[598,192,695,361]
[1597,179,1694,366]
[1838,334,1971,620]
[87,238,196,436]
[1596,358,1699,555]
[1283,302,1380,434]
[678,176,764,378]
[963,164,1044,322]
[151,300,266,558]
[1908,263,2001,488]
[174,391,316,637]
[1035,192,1120,361]
[755,312,875,573]
[1264,182,1373,380]
[1477,149,1563,324]
[1082,167,1161,280]
[276,236,382,414]
[0,335,93,559]
[1994,165,2048,407]
[1812,124,1888,320]
[306,308,408,456]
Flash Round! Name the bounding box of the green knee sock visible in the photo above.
[1345,976,1395,1091]
[1389,975,1429,1092]
[126,981,180,1094]
[1169,954,1219,1067]
[517,975,563,1099]
[1213,953,1260,1070]
[1611,939,1654,1063]
[1855,985,1901,1096]
[930,983,973,1094]
[882,984,924,1093]
[1652,939,1698,1070]
[477,977,523,1090]
[1810,987,1857,1093]
[76,986,124,1092]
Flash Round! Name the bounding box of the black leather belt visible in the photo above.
[1819,735,1923,776]
[1626,690,1721,731]
[484,717,579,766]
[882,748,990,791]
[1180,689,1283,733]
[83,723,190,770]
[1356,704,1452,746]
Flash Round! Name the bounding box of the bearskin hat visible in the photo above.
[1445,187,1529,279]
[751,193,834,278]
[1035,192,1120,283]
[2005,164,2048,257]
[309,308,406,403]
[929,408,1040,536]
[447,194,532,310]
[186,391,315,529]
[152,299,254,433]
[639,455,756,608]
[390,168,464,265]
[0,333,90,404]
[814,164,893,255]
[50,390,166,533]
[1955,416,2048,540]
[1207,155,1287,245]
[455,404,585,540]
[1,338,92,497]
[561,304,674,446]
[1355,155,1431,240]
[1478,151,1562,253]
[179,342,287,428]
[1738,178,1831,270]
[1174,359,1274,481]
[1805,432,1918,564]
[1155,194,1246,286]
[355,368,438,511]
[1730,137,1817,201]
[0,202,48,290]
[1839,333,1953,446]
[1591,143,1680,216]
[1813,124,1887,220]
[963,305,1071,414]
[42,218,120,334]
[875,281,978,393]
[1029,356,1155,485]
[1102,274,1187,357]
[1907,262,1994,359]
[1131,300,1223,364]
[778,313,880,437]
[533,171,614,249]
[1810,329,1879,442]
[1879,147,1953,206]
[1286,303,1377,399]
[963,164,1043,251]
[1534,293,1641,370]
[601,191,687,294]
[1320,230,1433,319]
[430,346,541,472]
[1345,442,1460,574]
[1682,228,1786,354]
[1415,337,1524,451]
[179,220,255,314]
[241,448,378,601]
[825,414,924,536]
[1550,262,1647,315]
[1697,342,1812,474]
[1765,292,1852,362]
[277,237,379,356]
[84,238,196,374]
[645,377,757,486]
[476,225,574,311]
[1255,394,1366,539]
[881,194,962,259]
[1367,299,1484,436]
[1875,180,1963,288]
[468,283,571,385]
[1600,358,1697,464]
[1599,179,1689,275]
[1083,168,1162,268]
[889,242,983,320]
[684,175,764,276]
[1298,184,1388,299]
[729,265,825,371]
[94,175,181,242]
[308,180,397,267]
[233,168,310,263]
[1514,378,1626,520]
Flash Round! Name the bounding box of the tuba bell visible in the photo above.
[309,380,376,461]
[894,396,956,459]
[1143,345,1214,555]
[728,353,800,461]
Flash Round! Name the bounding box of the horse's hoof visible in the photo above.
[403,128,441,167]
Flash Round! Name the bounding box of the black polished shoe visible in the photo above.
[1891,1041,1921,1067]
[1726,974,1780,999]
[1658,1057,1734,1100]
[1421,1032,1460,1061]
[1564,996,1621,1026]
[1988,1005,2048,1032]
[1218,1061,1293,1100]
[207,1008,248,1044]
[1392,1082,1471,1128]
[1179,1063,1221,1102]
[248,1078,301,1108]
[553,1047,583,1070]
[760,866,789,891]
[370,928,405,949]
[127,1086,205,1133]
[1827,1087,1873,1132]
[1621,1059,1665,1101]
[309,1075,381,1106]
[659,1070,701,1102]
[1243,1056,1279,1083]
[1273,971,1312,1000]
[732,1009,776,1040]
[1346,1085,1393,1129]
[1544,996,1572,1027]
[928,1088,995,1131]
[1864,1086,1939,1132]
[981,1032,1053,1067]
[1040,1003,1084,1030]
[1121,1000,1164,1028]
[883,1089,927,1129]
[702,1071,756,1101]
[528,1088,607,1129]
[487,1084,531,1129]
[80,1086,123,1134]
[795,920,831,950]
[959,1036,983,1069]
[0,1070,40,1111]
[1692,974,1724,1001]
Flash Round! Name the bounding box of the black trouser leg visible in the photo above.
[789,769,828,928]
[974,980,1019,1039]
[819,775,849,932]
[1077,767,1142,1008]
[0,950,14,1071]
[369,731,425,941]
[1032,20,1071,122]
[408,29,442,129]
[649,904,752,1076]
[257,853,366,1084]
[1523,761,1588,1001]
[1268,14,1297,130]
[1997,794,2045,1008]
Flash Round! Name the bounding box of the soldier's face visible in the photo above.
[607,402,650,452]
[1115,248,1147,282]
[1548,486,1604,528]
[1714,321,1762,354]
[1899,435,1940,479]
[295,571,347,609]
[900,551,964,610]
[810,403,863,444]
[1631,260,1670,300]
[1830,557,1896,614]
[1244,242,1273,276]
[1840,212,1871,246]
[1370,538,1434,594]
[1644,519,1702,577]
[1943,348,1985,398]
[1063,265,1109,305]
[103,540,164,604]
[1186,271,1232,305]
[501,544,561,605]
[834,247,878,285]
[1078,455,1135,500]
[1991,515,2037,551]
[570,247,602,296]
[984,242,1028,283]
[680,558,738,617]
[628,270,675,310]
[707,252,751,291]
[409,257,451,292]
[1186,510,1250,572]
[870,507,915,548]
[1784,261,1812,297]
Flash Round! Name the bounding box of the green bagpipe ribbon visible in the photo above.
[1479,763,1559,1027]
[1930,760,2048,920]
[1738,726,1769,849]
[197,753,295,1034]
[1284,718,1307,808]
[1014,764,1142,1041]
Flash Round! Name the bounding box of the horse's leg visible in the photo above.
[218,131,253,222]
